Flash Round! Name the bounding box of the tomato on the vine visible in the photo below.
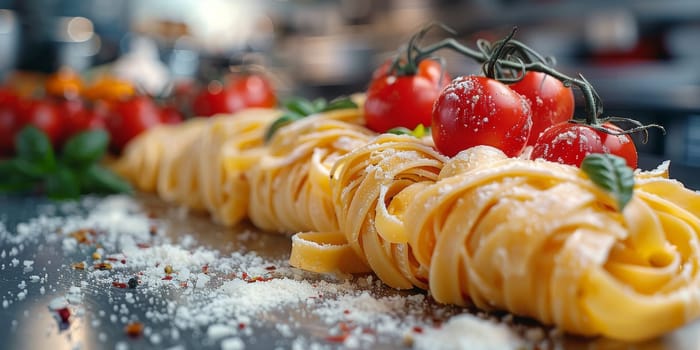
[431,75,532,157]
[364,59,450,133]
[106,96,163,152]
[509,71,574,145]
[192,74,276,117]
[530,122,637,168]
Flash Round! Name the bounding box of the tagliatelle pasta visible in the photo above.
[247,108,374,233]
[114,104,700,341]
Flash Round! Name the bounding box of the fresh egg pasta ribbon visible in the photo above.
[403,146,700,341]
[318,134,447,289]
[112,108,280,226]
[247,109,374,233]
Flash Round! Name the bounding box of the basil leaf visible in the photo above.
[62,129,109,167]
[386,124,429,138]
[0,160,36,193]
[284,98,317,116]
[387,127,413,135]
[45,165,81,200]
[264,112,304,142]
[322,97,357,112]
[581,153,634,210]
[12,158,48,179]
[15,125,55,173]
[81,164,133,194]
[311,98,327,112]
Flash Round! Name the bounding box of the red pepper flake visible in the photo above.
[56,307,71,323]
[265,265,276,271]
[94,262,113,271]
[136,243,151,249]
[71,262,85,270]
[238,323,246,330]
[339,322,353,332]
[179,282,188,288]
[362,327,375,334]
[105,257,119,262]
[241,272,248,280]
[343,309,350,315]
[162,275,173,281]
[325,334,349,343]
[69,228,96,244]
[112,281,128,289]
[245,276,272,283]
[124,321,144,337]
[202,265,209,274]
[412,326,423,333]
[121,259,126,264]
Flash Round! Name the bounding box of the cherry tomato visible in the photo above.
[509,71,574,145]
[18,99,63,147]
[192,74,277,117]
[0,88,21,155]
[364,59,450,133]
[64,106,107,140]
[106,96,163,152]
[530,122,637,168]
[159,105,184,124]
[431,75,532,157]
[228,74,276,109]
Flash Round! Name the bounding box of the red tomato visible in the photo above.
[364,59,450,133]
[530,122,637,168]
[227,74,276,109]
[0,88,21,155]
[159,105,183,124]
[431,75,532,157]
[509,71,574,145]
[106,96,163,152]
[18,99,63,147]
[64,107,107,140]
[192,75,277,117]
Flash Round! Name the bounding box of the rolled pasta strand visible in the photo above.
[247,109,374,233]
[111,119,208,193]
[404,146,700,341]
[188,109,279,225]
[329,134,447,289]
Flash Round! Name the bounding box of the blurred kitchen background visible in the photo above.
[0,0,698,188]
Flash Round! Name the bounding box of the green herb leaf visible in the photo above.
[581,153,635,210]
[284,97,317,116]
[322,97,357,112]
[15,125,55,174]
[264,112,304,142]
[311,98,327,111]
[81,164,133,194]
[386,124,429,138]
[0,160,36,193]
[62,129,109,167]
[45,165,81,200]
[387,127,413,135]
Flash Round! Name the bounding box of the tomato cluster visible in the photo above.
[0,69,277,156]
[363,31,640,169]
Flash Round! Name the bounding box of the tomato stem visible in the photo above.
[404,24,665,142]
[413,28,605,123]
